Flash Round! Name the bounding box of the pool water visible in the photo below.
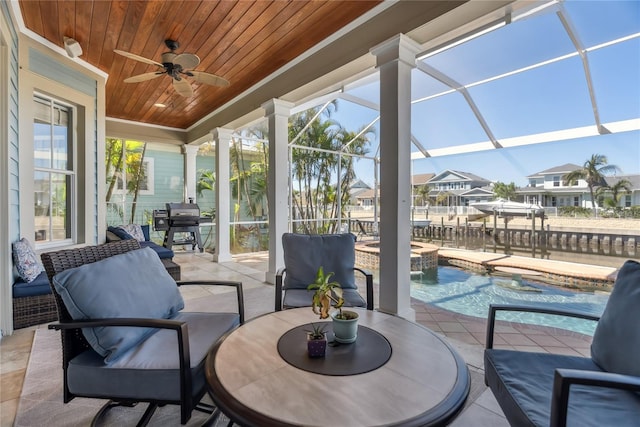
[411,266,609,336]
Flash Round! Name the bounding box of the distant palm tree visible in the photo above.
[492,181,518,200]
[564,154,621,215]
[600,178,632,208]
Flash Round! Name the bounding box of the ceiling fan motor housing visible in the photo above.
[165,39,180,51]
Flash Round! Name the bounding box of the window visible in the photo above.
[625,195,631,207]
[114,157,154,195]
[33,95,74,244]
[574,196,579,207]
[553,176,560,187]
[106,139,154,196]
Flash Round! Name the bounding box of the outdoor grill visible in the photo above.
[153,202,204,252]
[166,202,201,227]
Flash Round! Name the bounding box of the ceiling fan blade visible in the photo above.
[189,71,230,87]
[173,53,200,69]
[173,78,193,97]
[114,49,163,67]
[124,72,165,83]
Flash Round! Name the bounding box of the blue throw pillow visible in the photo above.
[140,224,150,241]
[591,260,640,376]
[52,247,184,363]
[107,226,134,240]
[12,238,45,283]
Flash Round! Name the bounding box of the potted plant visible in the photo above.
[308,266,359,344]
[305,322,328,357]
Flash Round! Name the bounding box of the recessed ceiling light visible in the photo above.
[154,103,167,108]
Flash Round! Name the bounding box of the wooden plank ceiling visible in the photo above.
[18,0,382,129]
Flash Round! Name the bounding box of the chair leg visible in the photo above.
[90,400,158,427]
[201,408,222,427]
[136,403,159,427]
[195,401,216,414]
[90,400,124,427]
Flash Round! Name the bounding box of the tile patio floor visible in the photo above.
[1,250,594,426]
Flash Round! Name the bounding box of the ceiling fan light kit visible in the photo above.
[115,39,229,98]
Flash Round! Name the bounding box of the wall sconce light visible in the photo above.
[63,37,83,58]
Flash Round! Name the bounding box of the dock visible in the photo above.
[438,248,619,290]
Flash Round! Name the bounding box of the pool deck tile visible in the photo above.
[497,333,539,346]
[527,334,566,347]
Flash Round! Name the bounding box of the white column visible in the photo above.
[370,34,420,320]
[212,128,233,263]
[182,145,199,203]
[263,99,293,284]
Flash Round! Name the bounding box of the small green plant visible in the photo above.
[305,322,327,340]
[307,266,344,319]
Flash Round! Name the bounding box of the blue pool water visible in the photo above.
[411,266,609,336]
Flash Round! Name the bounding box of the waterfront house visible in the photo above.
[519,163,640,209]
[427,170,493,207]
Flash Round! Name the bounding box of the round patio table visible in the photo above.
[205,308,470,427]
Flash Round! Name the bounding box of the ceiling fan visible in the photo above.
[114,39,229,98]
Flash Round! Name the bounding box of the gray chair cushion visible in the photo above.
[485,349,640,427]
[591,260,640,376]
[282,233,356,290]
[67,312,239,401]
[52,247,184,362]
[283,288,366,309]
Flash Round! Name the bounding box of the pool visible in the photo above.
[411,266,609,336]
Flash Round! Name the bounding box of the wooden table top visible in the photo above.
[205,308,470,427]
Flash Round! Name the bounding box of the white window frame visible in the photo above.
[32,93,76,248]
[113,157,155,196]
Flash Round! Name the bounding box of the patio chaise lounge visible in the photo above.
[484,259,640,426]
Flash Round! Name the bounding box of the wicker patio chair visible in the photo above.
[41,240,245,426]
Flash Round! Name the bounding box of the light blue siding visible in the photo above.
[2,0,20,244]
[28,48,97,97]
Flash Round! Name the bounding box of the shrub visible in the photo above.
[558,206,592,217]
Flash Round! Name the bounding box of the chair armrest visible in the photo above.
[485,304,600,349]
[275,268,287,311]
[50,316,198,410]
[48,317,185,330]
[177,280,245,324]
[551,368,640,427]
[354,267,374,310]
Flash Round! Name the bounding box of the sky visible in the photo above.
[325,0,640,188]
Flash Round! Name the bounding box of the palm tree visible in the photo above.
[414,185,430,207]
[599,178,632,208]
[105,139,147,222]
[288,103,372,233]
[563,154,621,215]
[492,181,518,200]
